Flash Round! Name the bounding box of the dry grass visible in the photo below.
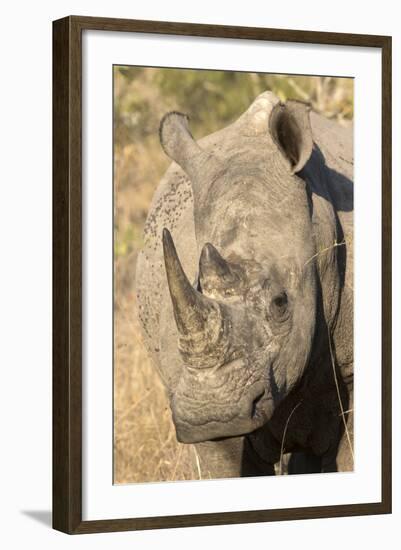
[113,134,200,483]
[113,69,353,484]
[114,297,199,482]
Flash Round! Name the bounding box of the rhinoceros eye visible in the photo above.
[271,292,289,321]
[273,293,287,309]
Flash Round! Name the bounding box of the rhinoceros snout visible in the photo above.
[171,379,270,443]
[162,229,278,442]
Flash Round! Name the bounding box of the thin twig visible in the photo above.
[193,446,202,480]
[339,408,353,416]
[170,443,184,481]
[149,404,167,478]
[303,239,346,268]
[279,401,303,475]
[328,329,355,464]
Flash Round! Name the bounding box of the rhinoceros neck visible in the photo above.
[300,145,348,329]
[306,114,354,377]
[301,148,353,381]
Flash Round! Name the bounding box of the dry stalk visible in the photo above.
[193,446,202,480]
[279,401,303,475]
[327,328,354,464]
[170,443,184,481]
[303,239,346,268]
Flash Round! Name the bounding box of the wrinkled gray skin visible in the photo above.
[136,92,353,477]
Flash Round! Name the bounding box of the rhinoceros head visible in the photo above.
[159,92,319,443]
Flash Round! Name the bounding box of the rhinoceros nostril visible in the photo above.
[251,391,265,419]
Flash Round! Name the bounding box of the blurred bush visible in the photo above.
[115,67,353,149]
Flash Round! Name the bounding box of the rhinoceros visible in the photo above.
[135,91,353,477]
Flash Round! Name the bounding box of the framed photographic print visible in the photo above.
[52,16,392,534]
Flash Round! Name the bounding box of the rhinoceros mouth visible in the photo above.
[174,410,268,444]
[172,384,272,443]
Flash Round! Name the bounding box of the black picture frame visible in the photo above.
[53,15,392,534]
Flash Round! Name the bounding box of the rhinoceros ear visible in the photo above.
[159,112,212,178]
[159,111,223,208]
[269,100,313,174]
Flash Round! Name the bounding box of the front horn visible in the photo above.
[162,228,220,338]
